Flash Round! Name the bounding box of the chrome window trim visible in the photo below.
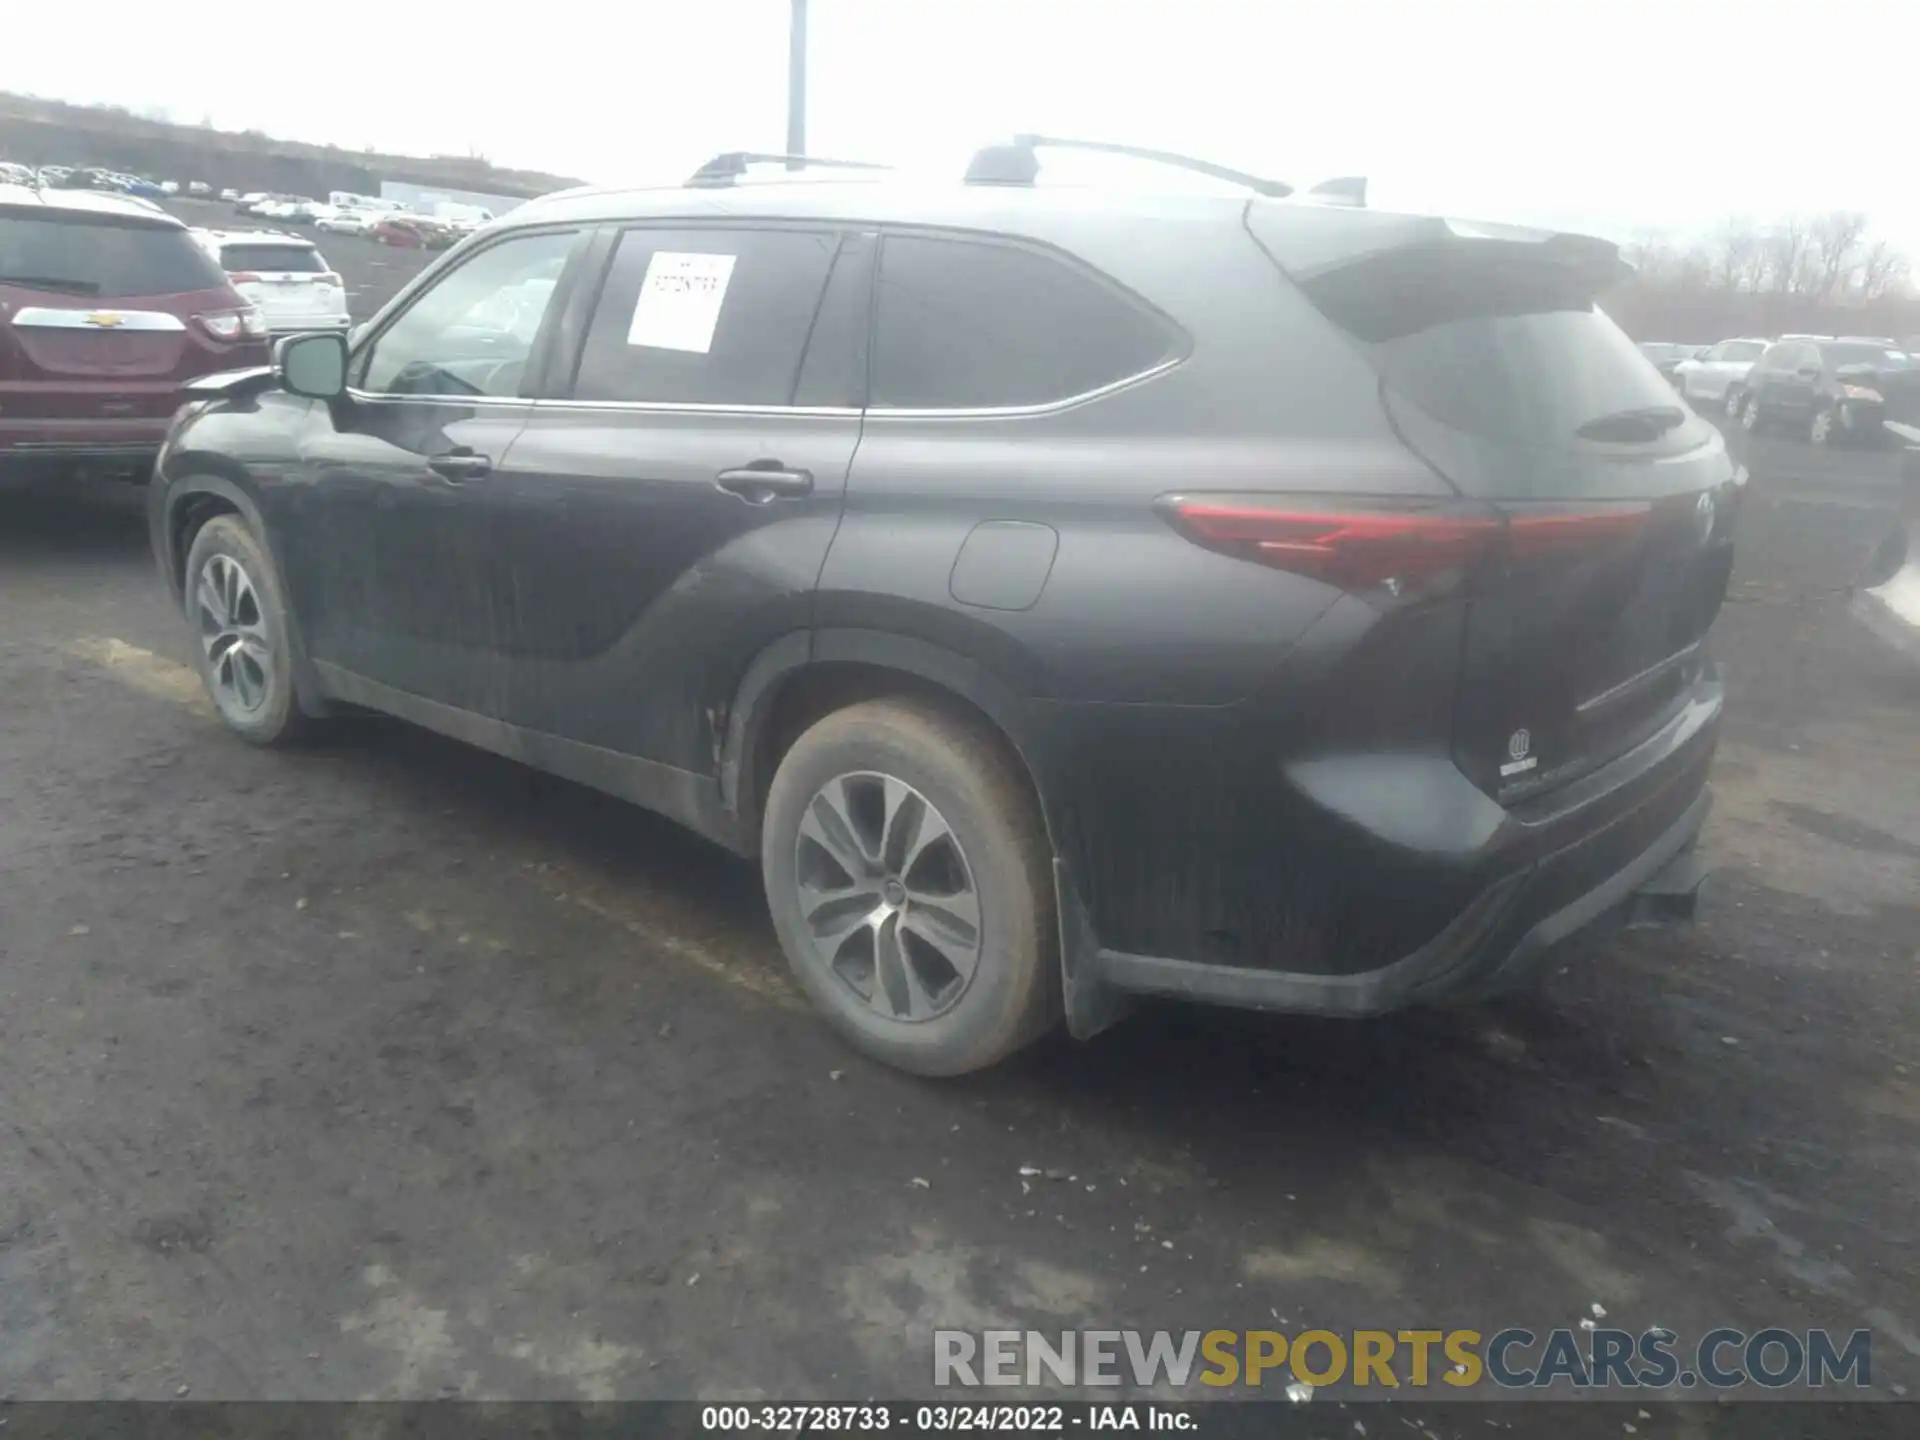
[344,388,527,408]
[514,356,1182,421]
[860,355,1184,419]
[10,306,188,332]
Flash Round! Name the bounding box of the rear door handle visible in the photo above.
[427,449,492,483]
[715,466,813,504]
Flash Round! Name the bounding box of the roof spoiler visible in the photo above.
[685,152,894,188]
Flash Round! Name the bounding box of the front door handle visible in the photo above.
[427,449,492,483]
[715,465,813,505]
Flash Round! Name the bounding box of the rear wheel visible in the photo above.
[1724,386,1746,420]
[1739,392,1764,432]
[181,515,314,746]
[761,698,1058,1076]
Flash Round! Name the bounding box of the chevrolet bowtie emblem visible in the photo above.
[84,312,125,327]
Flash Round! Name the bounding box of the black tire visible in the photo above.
[1739,393,1765,433]
[180,513,315,746]
[761,698,1059,1076]
[1723,386,1746,420]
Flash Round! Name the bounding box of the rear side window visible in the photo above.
[1371,307,1695,445]
[219,243,322,273]
[871,234,1175,409]
[570,227,840,406]
[0,214,226,296]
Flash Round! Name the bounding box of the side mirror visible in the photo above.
[276,331,348,400]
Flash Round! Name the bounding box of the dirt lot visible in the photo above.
[1,241,1917,1429]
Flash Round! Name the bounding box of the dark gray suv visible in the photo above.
[149,142,1736,1075]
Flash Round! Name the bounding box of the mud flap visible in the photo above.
[1056,858,1136,1040]
[1625,845,1709,929]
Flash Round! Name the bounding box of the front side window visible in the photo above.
[359,228,578,398]
[870,233,1177,409]
[570,227,841,406]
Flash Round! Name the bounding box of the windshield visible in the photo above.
[0,213,226,295]
[219,244,323,274]
[1373,305,1711,448]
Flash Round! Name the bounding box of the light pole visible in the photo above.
[786,0,808,168]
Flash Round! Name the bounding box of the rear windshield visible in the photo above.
[1373,306,1704,446]
[219,243,323,274]
[1823,343,1902,368]
[0,213,226,297]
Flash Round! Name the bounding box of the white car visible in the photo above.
[1674,338,1770,416]
[193,229,350,336]
[316,208,384,236]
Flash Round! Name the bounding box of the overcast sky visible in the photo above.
[6,0,1918,252]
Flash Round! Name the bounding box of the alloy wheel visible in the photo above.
[1812,407,1834,445]
[195,553,272,715]
[791,771,983,1023]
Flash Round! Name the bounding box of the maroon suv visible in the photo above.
[1,185,270,480]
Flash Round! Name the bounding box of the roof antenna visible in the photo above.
[1305,176,1367,208]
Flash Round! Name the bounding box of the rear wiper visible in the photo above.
[1576,405,1686,442]
[0,274,99,294]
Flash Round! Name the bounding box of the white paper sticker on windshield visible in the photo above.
[626,251,737,354]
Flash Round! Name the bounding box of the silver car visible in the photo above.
[1675,338,1770,416]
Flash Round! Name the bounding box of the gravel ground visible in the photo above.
[1,260,1917,1431]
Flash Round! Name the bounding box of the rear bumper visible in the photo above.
[1095,791,1711,1015]
[262,315,350,335]
[1,421,166,476]
[1083,667,1723,1019]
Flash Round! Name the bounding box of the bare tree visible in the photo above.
[1708,218,1763,292]
[1856,239,1911,303]
[1807,210,1870,301]
[1761,216,1818,297]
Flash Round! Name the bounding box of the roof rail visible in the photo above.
[963,135,1293,198]
[685,152,894,188]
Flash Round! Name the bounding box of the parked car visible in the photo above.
[1852,422,1920,662]
[192,229,348,337]
[160,180,180,195]
[1737,337,1920,445]
[0,184,269,481]
[1673,337,1769,416]
[372,215,436,248]
[234,191,268,212]
[316,208,384,236]
[36,165,71,187]
[0,161,34,186]
[147,143,1733,1076]
[188,181,213,197]
[1637,341,1705,381]
[219,188,241,202]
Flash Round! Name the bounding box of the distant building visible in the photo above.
[378,180,529,220]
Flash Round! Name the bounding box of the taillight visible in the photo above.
[313,272,341,287]
[227,271,263,284]
[1160,494,1501,588]
[195,306,267,342]
[1160,494,1660,592]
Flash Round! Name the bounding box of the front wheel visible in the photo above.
[1725,387,1747,421]
[1739,393,1764,432]
[761,698,1059,1077]
[181,514,315,746]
